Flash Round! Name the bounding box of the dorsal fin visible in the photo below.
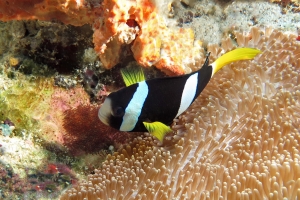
[203,52,211,67]
[121,66,145,86]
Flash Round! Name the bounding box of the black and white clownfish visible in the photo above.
[99,48,261,142]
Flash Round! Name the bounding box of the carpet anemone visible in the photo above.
[61,27,300,200]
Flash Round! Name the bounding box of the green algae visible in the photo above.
[0,72,53,136]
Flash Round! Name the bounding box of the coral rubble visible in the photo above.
[60,27,300,199]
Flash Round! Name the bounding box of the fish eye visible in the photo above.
[112,107,124,117]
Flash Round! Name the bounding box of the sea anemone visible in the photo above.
[60,27,300,199]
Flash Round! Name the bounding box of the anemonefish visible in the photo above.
[99,48,261,142]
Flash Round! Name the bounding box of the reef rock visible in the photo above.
[93,0,204,75]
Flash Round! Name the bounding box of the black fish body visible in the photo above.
[100,58,212,132]
[135,64,212,130]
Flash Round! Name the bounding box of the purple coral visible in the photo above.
[4,119,15,126]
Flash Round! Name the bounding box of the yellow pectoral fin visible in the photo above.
[143,121,172,142]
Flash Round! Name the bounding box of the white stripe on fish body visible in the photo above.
[175,73,198,118]
[211,62,217,77]
[98,97,112,126]
[120,81,149,131]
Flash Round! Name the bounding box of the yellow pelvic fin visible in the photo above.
[121,66,145,86]
[143,121,172,142]
[211,48,261,76]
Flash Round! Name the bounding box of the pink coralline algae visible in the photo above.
[39,85,90,144]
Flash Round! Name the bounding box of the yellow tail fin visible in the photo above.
[211,48,261,76]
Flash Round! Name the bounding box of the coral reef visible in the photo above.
[0,0,102,26]
[86,0,300,74]
[0,135,46,179]
[60,27,300,199]
[175,0,300,45]
[0,119,15,136]
[0,73,53,135]
[1,0,299,75]
[0,142,78,199]
[0,0,300,199]
[0,20,94,74]
[0,71,116,199]
[42,85,91,144]
[2,0,203,75]
[0,162,32,199]
[270,0,300,13]
[33,162,78,193]
[92,0,204,75]
[0,66,115,198]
